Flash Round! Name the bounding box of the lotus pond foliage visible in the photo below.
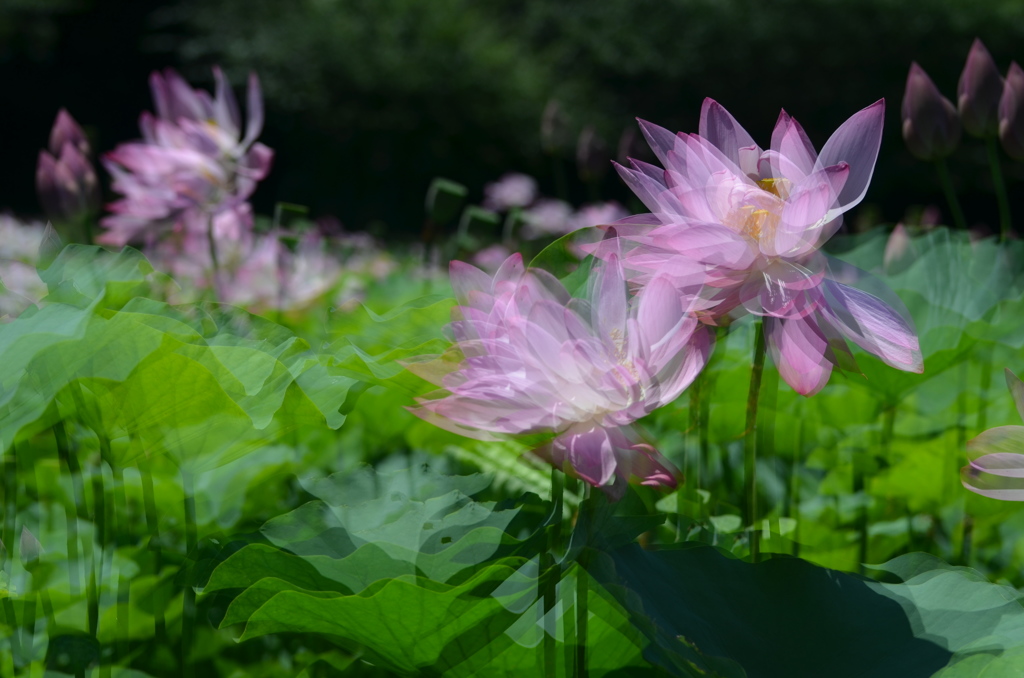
[2,36,1024,678]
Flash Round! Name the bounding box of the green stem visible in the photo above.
[575,487,593,678]
[987,137,1013,240]
[934,158,968,231]
[788,416,804,557]
[542,469,562,677]
[2,453,24,667]
[139,456,167,645]
[53,422,81,598]
[111,465,130,667]
[680,373,704,540]
[744,321,767,562]
[205,213,222,300]
[181,469,197,678]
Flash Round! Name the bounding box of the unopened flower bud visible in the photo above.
[36,142,100,221]
[48,109,90,157]
[20,527,42,566]
[902,63,960,160]
[999,62,1024,159]
[576,125,610,183]
[958,39,1005,138]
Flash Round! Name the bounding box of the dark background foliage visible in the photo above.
[4,0,1024,237]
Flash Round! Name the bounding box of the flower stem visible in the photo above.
[541,468,562,677]
[744,320,767,562]
[205,214,222,300]
[574,486,593,678]
[139,455,167,645]
[181,468,197,678]
[986,137,1013,240]
[53,421,81,598]
[111,464,130,667]
[934,158,968,231]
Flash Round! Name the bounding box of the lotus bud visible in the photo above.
[957,39,1005,138]
[883,223,916,275]
[616,126,655,165]
[36,142,100,221]
[20,526,42,566]
[48,109,90,157]
[540,99,571,155]
[576,125,610,183]
[902,63,960,160]
[999,62,1024,159]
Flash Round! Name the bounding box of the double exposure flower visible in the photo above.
[36,109,100,222]
[902,63,961,161]
[961,369,1024,500]
[405,253,710,499]
[958,39,1004,139]
[594,99,922,395]
[999,62,1024,159]
[100,67,273,249]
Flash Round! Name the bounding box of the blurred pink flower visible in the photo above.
[483,173,538,211]
[593,99,921,395]
[404,253,710,499]
[962,369,1024,500]
[471,243,513,272]
[154,229,341,312]
[100,67,273,248]
[0,216,48,320]
[570,201,629,231]
[521,198,574,239]
[36,109,100,222]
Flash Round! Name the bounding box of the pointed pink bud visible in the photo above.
[48,108,90,157]
[999,62,1024,159]
[958,39,1005,138]
[902,63,960,160]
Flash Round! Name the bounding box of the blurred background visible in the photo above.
[4,0,1024,239]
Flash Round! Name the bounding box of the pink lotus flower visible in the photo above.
[36,109,100,222]
[593,99,922,395]
[902,63,961,161]
[961,369,1024,500]
[999,62,1024,159]
[521,198,574,239]
[404,253,710,499]
[958,39,1004,139]
[483,173,538,211]
[100,67,273,248]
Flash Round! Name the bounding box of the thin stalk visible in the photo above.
[139,456,166,645]
[575,487,593,678]
[2,453,23,668]
[541,469,562,678]
[961,355,991,565]
[744,321,767,562]
[205,213,222,300]
[870,407,896,567]
[111,465,130,667]
[181,469,197,678]
[986,137,1013,240]
[757,357,779,553]
[90,461,106,639]
[53,422,81,598]
[788,417,805,557]
[934,158,968,231]
[680,373,704,540]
